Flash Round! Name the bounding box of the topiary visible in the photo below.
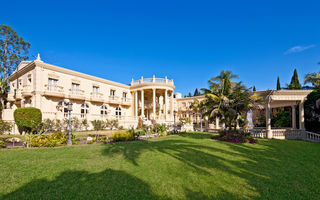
[14,107,42,134]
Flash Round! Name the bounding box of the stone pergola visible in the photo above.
[255,90,313,138]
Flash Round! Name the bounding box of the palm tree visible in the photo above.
[208,70,238,96]
[304,72,320,88]
[201,70,260,130]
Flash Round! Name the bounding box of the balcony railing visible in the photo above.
[21,84,32,96]
[121,97,131,105]
[43,84,64,97]
[131,76,174,86]
[108,95,119,104]
[69,89,85,100]
[90,92,104,102]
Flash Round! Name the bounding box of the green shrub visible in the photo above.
[25,132,68,147]
[0,119,12,134]
[14,107,42,133]
[113,131,135,142]
[0,139,6,148]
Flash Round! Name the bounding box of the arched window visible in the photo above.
[115,106,121,119]
[81,103,89,118]
[57,101,68,117]
[101,105,108,115]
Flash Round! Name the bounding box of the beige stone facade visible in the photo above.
[2,55,181,133]
[1,55,313,136]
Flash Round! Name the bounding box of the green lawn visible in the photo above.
[1,132,320,200]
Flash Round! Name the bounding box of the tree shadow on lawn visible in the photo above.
[1,169,165,200]
[103,133,320,199]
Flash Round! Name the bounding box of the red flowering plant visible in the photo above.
[213,130,257,144]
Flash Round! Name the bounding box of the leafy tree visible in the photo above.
[304,88,320,133]
[105,119,119,140]
[0,25,30,109]
[91,120,105,132]
[194,88,200,96]
[253,86,256,92]
[81,119,89,133]
[42,119,55,133]
[0,119,12,134]
[188,92,192,97]
[277,76,281,90]
[287,69,301,89]
[304,72,320,88]
[14,107,42,134]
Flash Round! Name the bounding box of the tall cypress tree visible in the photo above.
[193,88,200,96]
[288,69,301,89]
[276,76,281,90]
[253,86,256,91]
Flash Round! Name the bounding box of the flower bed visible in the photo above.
[212,131,257,144]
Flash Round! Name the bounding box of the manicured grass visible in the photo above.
[1,132,320,199]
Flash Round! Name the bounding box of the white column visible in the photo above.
[215,117,220,129]
[299,101,305,130]
[292,105,296,129]
[135,91,138,117]
[165,89,168,120]
[170,91,174,120]
[265,101,272,139]
[141,89,144,118]
[205,116,209,131]
[153,88,156,120]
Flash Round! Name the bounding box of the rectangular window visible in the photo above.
[72,83,80,94]
[92,86,99,94]
[110,90,115,96]
[48,78,58,90]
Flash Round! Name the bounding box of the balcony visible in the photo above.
[43,84,65,98]
[7,92,15,101]
[131,76,174,87]
[108,95,120,104]
[68,89,85,100]
[121,97,132,106]
[21,84,32,97]
[90,92,104,102]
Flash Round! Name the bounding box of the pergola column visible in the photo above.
[215,117,220,129]
[265,100,272,139]
[299,101,305,130]
[165,89,168,120]
[291,105,296,129]
[141,89,144,118]
[153,88,156,120]
[135,91,138,117]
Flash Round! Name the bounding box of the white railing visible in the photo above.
[131,77,174,86]
[250,129,266,138]
[70,88,85,96]
[305,131,320,142]
[90,92,104,99]
[45,84,64,92]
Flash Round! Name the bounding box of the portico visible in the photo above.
[131,76,175,122]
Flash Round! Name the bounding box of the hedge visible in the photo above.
[14,107,42,133]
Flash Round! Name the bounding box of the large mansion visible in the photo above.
[2,55,313,137]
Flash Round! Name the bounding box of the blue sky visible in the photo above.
[2,0,320,95]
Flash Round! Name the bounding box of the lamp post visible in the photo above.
[173,110,177,134]
[67,101,73,146]
[200,112,203,132]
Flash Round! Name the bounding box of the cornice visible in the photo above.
[37,62,130,89]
